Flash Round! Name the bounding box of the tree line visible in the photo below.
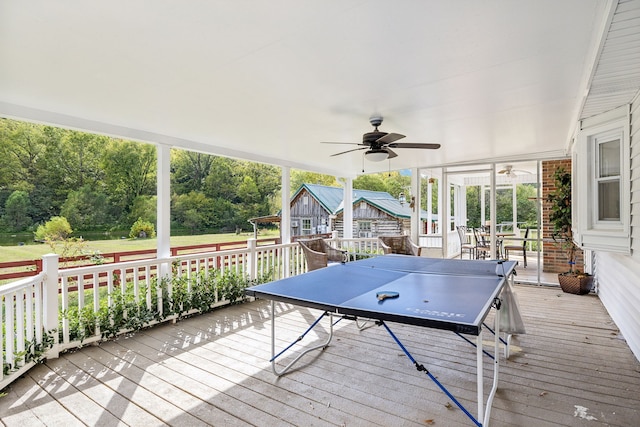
[0,119,416,237]
[1,118,536,238]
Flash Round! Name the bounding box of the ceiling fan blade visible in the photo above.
[330,147,367,157]
[386,148,398,159]
[498,169,507,174]
[321,141,363,146]
[386,142,441,149]
[377,133,405,144]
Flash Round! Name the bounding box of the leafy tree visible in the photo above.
[203,157,240,202]
[381,171,411,200]
[29,185,57,225]
[128,195,157,227]
[466,185,481,227]
[210,197,237,230]
[353,174,387,192]
[102,140,156,223]
[465,183,538,228]
[42,129,106,191]
[421,177,438,214]
[496,188,514,225]
[171,150,214,193]
[290,170,336,193]
[235,176,261,229]
[200,158,281,231]
[172,191,215,232]
[60,185,111,230]
[0,120,47,191]
[0,120,22,190]
[240,162,281,219]
[3,190,32,231]
[516,184,539,226]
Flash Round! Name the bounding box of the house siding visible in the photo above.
[335,201,406,237]
[290,189,331,236]
[289,185,417,239]
[596,94,640,362]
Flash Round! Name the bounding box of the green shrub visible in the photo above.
[129,217,156,239]
[34,216,72,241]
[59,267,272,342]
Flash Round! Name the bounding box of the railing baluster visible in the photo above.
[61,276,70,344]
[26,285,34,344]
[34,279,43,343]
[15,288,25,367]
[93,272,100,336]
[5,292,15,369]
[3,239,387,390]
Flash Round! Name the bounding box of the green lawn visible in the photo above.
[0,230,280,263]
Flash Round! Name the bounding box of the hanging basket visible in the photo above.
[558,273,593,295]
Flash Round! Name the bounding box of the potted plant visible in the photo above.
[547,166,593,294]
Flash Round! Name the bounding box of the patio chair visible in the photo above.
[378,235,423,256]
[504,227,529,268]
[472,228,491,260]
[456,225,475,259]
[298,238,348,271]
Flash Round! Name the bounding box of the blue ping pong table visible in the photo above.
[245,254,517,427]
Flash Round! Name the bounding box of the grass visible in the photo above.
[0,230,280,263]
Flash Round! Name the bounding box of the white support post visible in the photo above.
[343,178,353,239]
[281,167,291,277]
[247,238,257,280]
[512,181,518,231]
[42,253,60,359]
[441,168,448,258]
[427,177,433,235]
[481,184,486,227]
[490,164,497,259]
[410,168,420,243]
[281,166,291,244]
[157,143,171,278]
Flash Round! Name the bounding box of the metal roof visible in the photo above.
[298,183,432,220]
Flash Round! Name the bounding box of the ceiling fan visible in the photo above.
[322,116,440,162]
[498,165,531,178]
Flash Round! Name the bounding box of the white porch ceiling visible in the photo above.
[1,1,638,177]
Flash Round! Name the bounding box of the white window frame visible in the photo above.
[592,129,622,227]
[574,109,630,254]
[301,218,312,235]
[358,221,372,238]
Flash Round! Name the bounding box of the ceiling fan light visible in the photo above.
[365,149,389,162]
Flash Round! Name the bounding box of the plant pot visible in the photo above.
[558,273,593,295]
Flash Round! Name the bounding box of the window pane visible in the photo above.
[302,219,312,235]
[598,180,620,221]
[598,139,620,178]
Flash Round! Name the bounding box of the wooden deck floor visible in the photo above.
[2,284,639,426]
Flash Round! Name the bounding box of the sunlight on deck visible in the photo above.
[1,284,639,426]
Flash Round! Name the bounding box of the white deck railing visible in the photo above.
[1,238,390,390]
[0,268,57,391]
[2,237,432,389]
